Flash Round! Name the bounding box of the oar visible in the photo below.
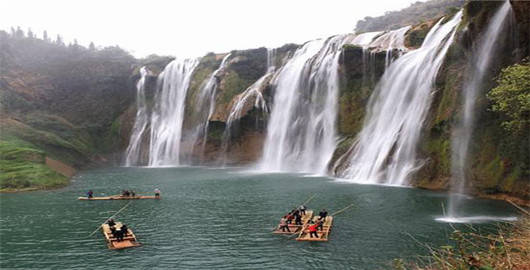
[331,203,355,216]
[88,201,133,237]
[301,194,316,206]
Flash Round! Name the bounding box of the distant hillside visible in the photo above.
[355,0,465,33]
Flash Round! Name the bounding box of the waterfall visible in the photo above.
[369,26,411,66]
[220,49,275,164]
[259,35,350,174]
[446,1,513,219]
[124,66,150,166]
[339,11,462,185]
[186,53,231,160]
[148,58,199,166]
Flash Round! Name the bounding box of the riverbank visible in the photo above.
[396,213,530,269]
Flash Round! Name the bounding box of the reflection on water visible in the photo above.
[0,167,518,269]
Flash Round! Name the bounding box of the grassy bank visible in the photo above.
[394,207,530,269]
[0,139,68,191]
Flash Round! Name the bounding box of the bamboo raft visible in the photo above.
[273,210,314,234]
[79,195,159,200]
[101,222,141,250]
[296,215,333,242]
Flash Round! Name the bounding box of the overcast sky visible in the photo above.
[0,0,423,58]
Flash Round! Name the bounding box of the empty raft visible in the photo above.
[79,195,159,200]
[101,222,141,250]
[296,215,333,242]
[273,210,314,234]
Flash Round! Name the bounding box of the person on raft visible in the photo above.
[121,224,128,237]
[154,188,161,198]
[279,217,291,232]
[130,190,136,197]
[294,211,303,225]
[298,204,307,216]
[87,190,93,198]
[318,209,328,221]
[308,221,321,238]
[122,190,131,197]
[107,219,116,227]
[285,212,294,224]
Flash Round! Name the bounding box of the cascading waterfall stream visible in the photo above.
[124,66,150,166]
[259,35,350,174]
[220,49,275,164]
[368,26,411,66]
[148,59,199,166]
[186,54,231,160]
[339,11,462,185]
[444,1,513,221]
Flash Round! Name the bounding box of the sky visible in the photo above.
[0,0,423,58]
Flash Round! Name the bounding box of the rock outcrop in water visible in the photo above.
[1,1,528,204]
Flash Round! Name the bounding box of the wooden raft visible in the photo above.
[79,195,159,200]
[296,215,333,242]
[273,210,314,234]
[101,222,141,250]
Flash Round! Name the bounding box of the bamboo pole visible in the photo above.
[89,201,133,236]
[331,203,355,216]
[301,194,316,206]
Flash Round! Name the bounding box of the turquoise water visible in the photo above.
[0,167,518,269]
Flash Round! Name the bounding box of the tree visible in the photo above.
[487,61,530,135]
[89,42,96,51]
[15,26,24,38]
[56,34,64,46]
[43,30,49,42]
[27,28,34,39]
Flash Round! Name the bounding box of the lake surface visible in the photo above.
[0,167,519,269]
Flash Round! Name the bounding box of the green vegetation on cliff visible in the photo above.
[487,62,530,135]
[355,0,465,33]
[1,29,138,190]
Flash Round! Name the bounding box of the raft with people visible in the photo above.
[78,195,159,200]
[273,209,314,234]
[101,220,141,250]
[296,211,333,241]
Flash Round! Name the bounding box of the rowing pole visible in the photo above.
[331,203,356,216]
[88,201,133,236]
[301,194,316,206]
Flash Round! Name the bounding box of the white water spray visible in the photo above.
[148,59,199,166]
[124,66,150,166]
[259,35,350,174]
[339,11,462,185]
